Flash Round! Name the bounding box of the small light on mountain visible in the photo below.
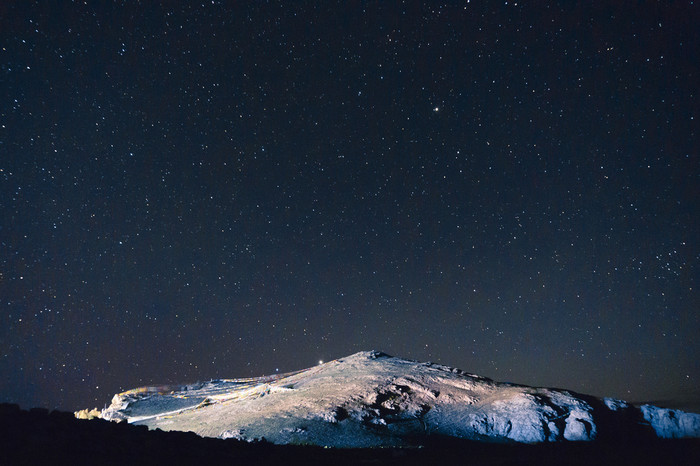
[318,360,324,365]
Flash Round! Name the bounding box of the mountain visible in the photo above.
[90,351,700,447]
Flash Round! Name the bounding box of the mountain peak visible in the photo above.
[89,352,700,447]
[361,349,391,359]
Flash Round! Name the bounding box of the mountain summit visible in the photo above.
[91,351,700,447]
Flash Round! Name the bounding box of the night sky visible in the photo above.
[1,1,698,413]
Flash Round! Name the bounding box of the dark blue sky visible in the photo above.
[1,1,698,412]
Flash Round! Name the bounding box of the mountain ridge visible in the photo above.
[86,350,700,447]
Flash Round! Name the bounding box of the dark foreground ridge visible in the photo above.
[2,403,699,466]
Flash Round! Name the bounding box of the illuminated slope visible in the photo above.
[95,351,700,447]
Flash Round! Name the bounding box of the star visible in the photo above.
[1,0,696,414]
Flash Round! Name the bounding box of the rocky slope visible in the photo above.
[92,351,700,447]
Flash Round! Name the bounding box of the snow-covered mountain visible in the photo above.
[92,351,700,447]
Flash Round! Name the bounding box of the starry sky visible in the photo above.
[1,1,698,413]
